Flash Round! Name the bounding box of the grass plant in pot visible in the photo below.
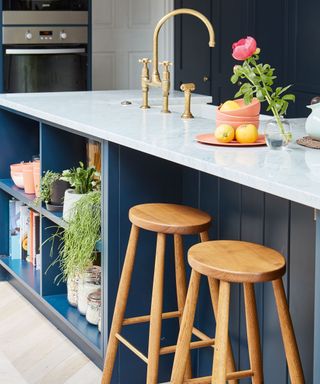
[61,161,100,222]
[47,191,101,310]
[38,171,70,212]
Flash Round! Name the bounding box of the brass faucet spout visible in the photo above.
[152,8,215,82]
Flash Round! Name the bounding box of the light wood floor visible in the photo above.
[0,281,102,384]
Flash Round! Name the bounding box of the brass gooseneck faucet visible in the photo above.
[139,8,215,113]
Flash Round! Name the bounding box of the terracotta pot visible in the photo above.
[10,163,24,189]
[50,180,70,206]
[22,163,35,194]
[218,98,261,117]
[32,161,41,198]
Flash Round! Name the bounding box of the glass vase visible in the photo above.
[264,117,292,150]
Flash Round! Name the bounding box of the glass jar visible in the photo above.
[77,266,101,315]
[264,117,292,150]
[67,273,80,307]
[86,289,101,326]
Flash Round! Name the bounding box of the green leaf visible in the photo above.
[277,84,293,96]
[231,74,239,84]
[282,94,295,102]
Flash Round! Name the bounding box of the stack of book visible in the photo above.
[9,199,41,270]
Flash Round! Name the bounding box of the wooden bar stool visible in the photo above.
[101,204,237,384]
[171,240,305,384]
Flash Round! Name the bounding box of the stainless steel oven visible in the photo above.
[3,26,88,93]
[3,0,88,11]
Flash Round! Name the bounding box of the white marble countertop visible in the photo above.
[0,90,319,209]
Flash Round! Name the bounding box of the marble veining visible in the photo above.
[0,90,319,209]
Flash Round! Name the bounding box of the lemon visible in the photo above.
[215,124,235,143]
[235,124,258,143]
[220,100,240,112]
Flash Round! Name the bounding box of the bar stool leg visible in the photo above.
[146,233,166,384]
[212,281,231,384]
[272,278,305,384]
[174,234,193,380]
[171,270,201,384]
[243,283,263,384]
[101,225,140,384]
[208,278,238,384]
[200,231,209,242]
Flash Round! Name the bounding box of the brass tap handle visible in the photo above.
[180,82,196,119]
[159,61,172,113]
[139,58,151,109]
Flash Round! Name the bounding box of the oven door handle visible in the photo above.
[5,48,86,55]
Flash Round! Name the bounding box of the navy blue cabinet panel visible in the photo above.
[175,0,320,117]
[289,203,315,384]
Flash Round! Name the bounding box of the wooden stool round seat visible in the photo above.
[189,240,286,283]
[129,203,212,234]
[102,204,238,384]
[171,240,305,384]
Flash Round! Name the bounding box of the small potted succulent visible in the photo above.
[38,171,70,211]
[61,161,100,222]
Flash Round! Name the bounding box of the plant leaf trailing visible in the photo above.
[231,52,295,136]
[46,191,101,284]
[35,171,60,205]
[60,161,100,194]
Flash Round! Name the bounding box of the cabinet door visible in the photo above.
[174,0,212,95]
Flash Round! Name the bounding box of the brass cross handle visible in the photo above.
[159,61,173,69]
[180,82,196,119]
[139,58,152,65]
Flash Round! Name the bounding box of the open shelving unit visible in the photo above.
[0,110,103,367]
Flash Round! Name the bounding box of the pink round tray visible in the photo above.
[196,133,266,147]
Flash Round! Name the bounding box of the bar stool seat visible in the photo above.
[189,240,286,283]
[129,203,212,234]
[171,240,305,384]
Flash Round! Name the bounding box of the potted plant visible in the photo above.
[61,161,100,222]
[46,191,101,308]
[37,171,70,211]
[231,36,296,149]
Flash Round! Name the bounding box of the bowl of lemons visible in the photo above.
[215,98,261,144]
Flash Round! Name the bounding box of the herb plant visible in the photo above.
[37,171,60,204]
[47,191,101,283]
[61,161,100,194]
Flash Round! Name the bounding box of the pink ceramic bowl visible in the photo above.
[10,163,24,189]
[216,109,260,122]
[216,119,260,130]
[218,98,261,117]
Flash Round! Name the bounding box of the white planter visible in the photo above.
[62,189,84,222]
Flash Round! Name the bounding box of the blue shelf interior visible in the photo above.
[44,294,101,350]
[0,256,40,294]
[0,179,67,228]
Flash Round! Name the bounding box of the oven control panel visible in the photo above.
[2,26,87,45]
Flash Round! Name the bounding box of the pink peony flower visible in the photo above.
[232,36,257,61]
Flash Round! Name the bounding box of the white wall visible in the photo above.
[92,0,174,90]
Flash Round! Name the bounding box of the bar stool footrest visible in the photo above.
[115,333,148,364]
[122,310,181,326]
[184,369,254,383]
